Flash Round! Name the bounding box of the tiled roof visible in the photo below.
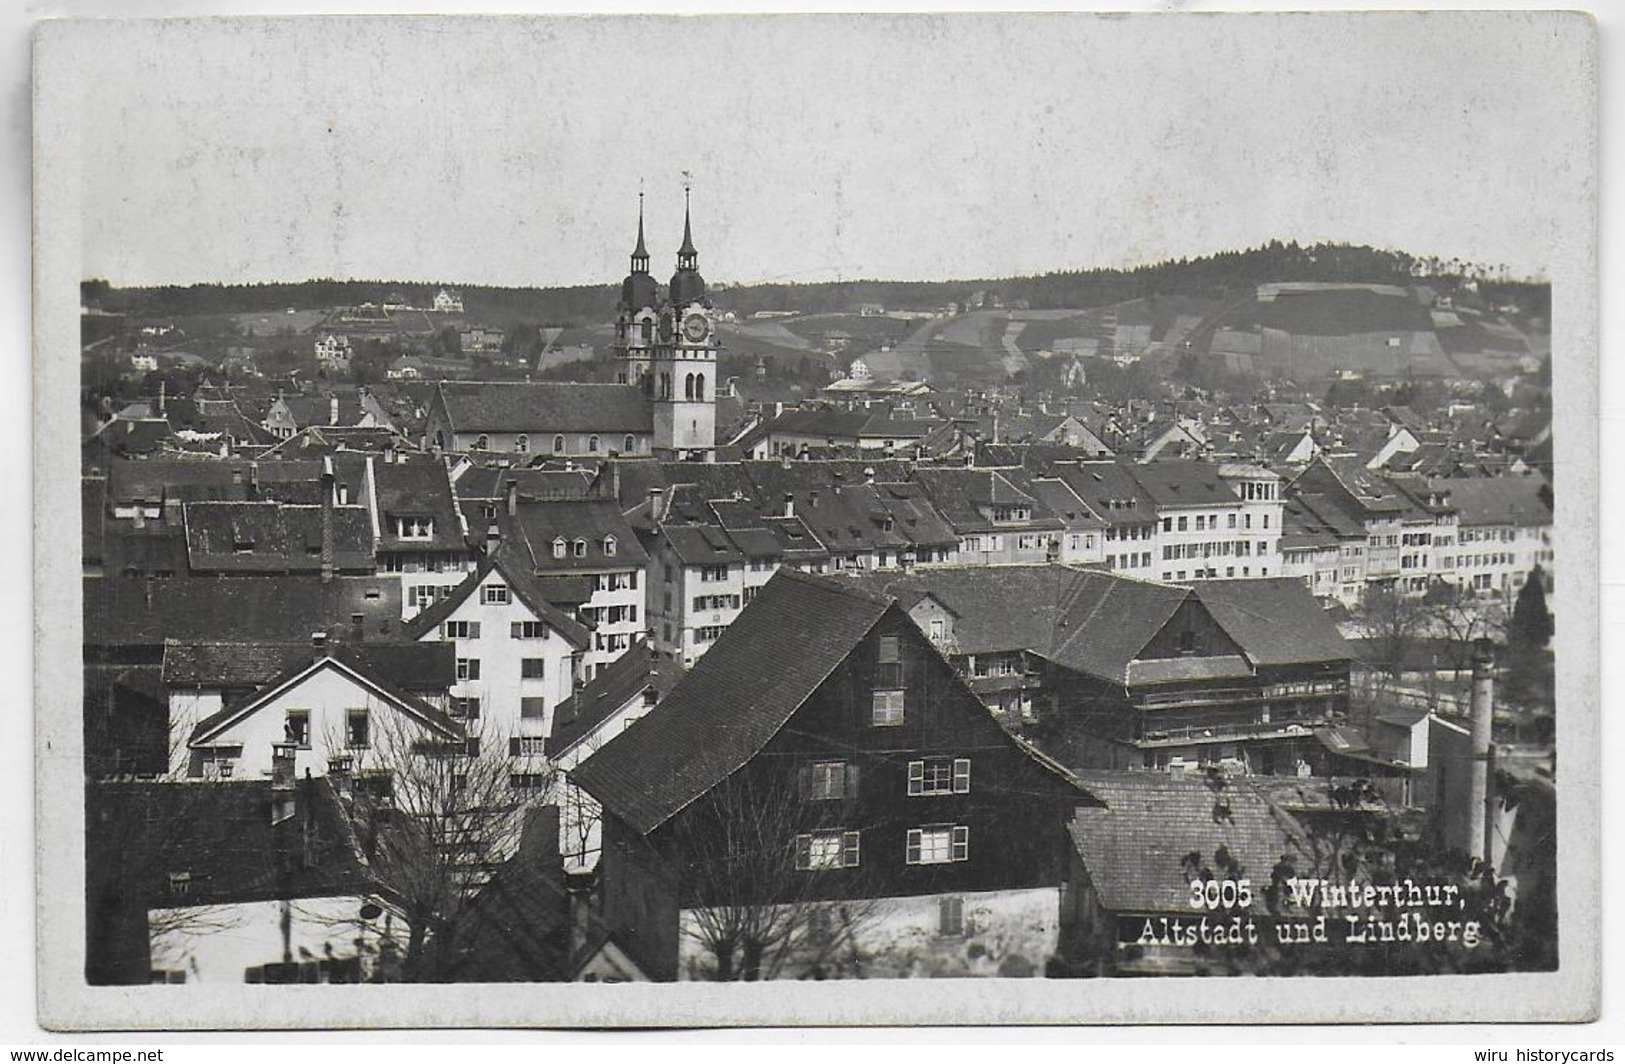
[545,640,686,759]
[508,498,648,573]
[401,547,593,650]
[1188,579,1353,667]
[84,576,405,648]
[570,570,892,835]
[1431,475,1550,528]
[372,456,467,551]
[1125,460,1238,509]
[436,382,652,434]
[162,639,455,692]
[1049,461,1157,529]
[1067,771,1309,914]
[183,500,374,573]
[189,647,465,745]
[86,778,373,906]
[911,468,1064,533]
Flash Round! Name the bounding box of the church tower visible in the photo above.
[651,185,718,461]
[614,192,659,393]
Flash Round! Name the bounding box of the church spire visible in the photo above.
[677,184,697,260]
[631,190,649,271]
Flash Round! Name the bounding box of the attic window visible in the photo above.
[572,539,588,558]
[603,535,617,557]
[398,516,434,540]
[552,537,567,559]
[167,871,192,897]
[482,584,510,605]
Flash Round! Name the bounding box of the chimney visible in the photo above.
[783,492,795,519]
[1467,638,1497,868]
[270,743,297,825]
[157,379,166,416]
[350,613,364,643]
[320,457,336,584]
[608,460,622,503]
[810,490,820,510]
[329,395,340,426]
[312,631,328,649]
[248,461,260,501]
[486,520,502,548]
[648,486,665,522]
[231,467,244,488]
[505,478,520,517]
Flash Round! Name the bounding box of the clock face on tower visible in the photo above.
[682,312,709,343]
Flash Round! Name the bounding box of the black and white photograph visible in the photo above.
[27,5,1601,1032]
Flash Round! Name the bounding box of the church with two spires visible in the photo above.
[422,191,720,463]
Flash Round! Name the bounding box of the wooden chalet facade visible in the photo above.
[570,569,1096,980]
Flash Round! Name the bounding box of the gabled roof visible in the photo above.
[1124,460,1238,509]
[1188,579,1353,667]
[372,455,466,551]
[189,647,465,746]
[1066,771,1309,915]
[545,641,686,760]
[435,382,652,435]
[570,570,893,835]
[401,548,593,649]
[1050,461,1157,528]
[162,639,455,692]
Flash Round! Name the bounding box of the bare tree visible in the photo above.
[334,716,562,982]
[671,769,879,982]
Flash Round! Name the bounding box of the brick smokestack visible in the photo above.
[1467,638,1496,868]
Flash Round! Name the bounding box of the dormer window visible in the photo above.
[475,435,490,450]
[515,434,529,454]
[603,535,618,557]
[572,539,588,558]
[398,516,434,540]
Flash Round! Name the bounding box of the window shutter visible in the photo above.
[797,764,812,800]
[951,825,970,862]
[952,758,971,794]
[907,760,925,796]
[842,831,860,868]
[511,621,522,639]
[906,829,922,865]
[467,698,480,720]
[439,623,447,639]
[794,834,811,871]
[469,660,480,680]
[465,737,480,758]
[508,737,520,756]
[469,622,481,639]
[844,763,860,800]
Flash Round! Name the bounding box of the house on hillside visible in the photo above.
[433,288,464,314]
[570,570,1097,980]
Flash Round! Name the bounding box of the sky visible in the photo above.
[64,11,1593,289]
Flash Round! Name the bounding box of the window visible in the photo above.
[552,435,565,454]
[808,761,856,801]
[623,435,635,453]
[694,624,727,644]
[512,621,548,639]
[603,535,617,557]
[908,757,971,796]
[521,658,546,680]
[588,435,600,453]
[1177,516,1188,531]
[871,689,904,726]
[1228,513,1237,529]
[572,539,587,558]
[284,711,310,748]
[452,697,481,720]
[939,896,965,937]
[520,697,547,720]
[398,516,434,540]
[441,620,480,640]
[511,773,550,790]
[907,825,969,865]
[552,537,566,559]
[481,584,509,605]
[456,658,481,681]
[167,871,192,898]
[515,434,529,454]
[795,830,861,871]
[346,710,370,749]
[511,735,547,756]
[1162,517,1172,532]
